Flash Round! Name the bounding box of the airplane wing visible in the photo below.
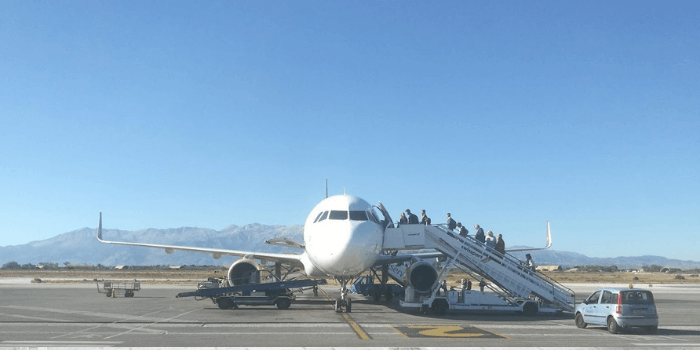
[506,221,552,252]
[374,250,444,265]
[96,213,304,267]
[265,238,305,250]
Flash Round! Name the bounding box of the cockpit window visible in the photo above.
[349,211,368,221]
[317,211,329,222]
[313,211,324,223]
[329,210,348,220]
[368,208,381,224]
[366,210,376,223]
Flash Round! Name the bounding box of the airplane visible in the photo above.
[96,193,551,312]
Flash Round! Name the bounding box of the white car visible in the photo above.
[575,288,658,334]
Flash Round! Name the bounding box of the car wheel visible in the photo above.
[607,317,620,334]
[575,313,588,329]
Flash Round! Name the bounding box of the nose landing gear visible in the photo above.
[334,278,353,313]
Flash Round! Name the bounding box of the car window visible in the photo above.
[601,290,615,304]
[621,291,654,305]
[587,291,601,304]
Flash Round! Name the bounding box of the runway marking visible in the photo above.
[0,312,72,322]
[0,305,186,323]
[103,308,203,340]
[2,340,123,346]
[393,325,504,339]
[318,287,371,340]
[50,305,183,339]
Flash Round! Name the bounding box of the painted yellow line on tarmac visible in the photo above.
[318,287,371,340]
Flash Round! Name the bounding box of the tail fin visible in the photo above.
[544,221,552,249]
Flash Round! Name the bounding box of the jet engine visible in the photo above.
[405,261,439,295]
[227,259,261,286]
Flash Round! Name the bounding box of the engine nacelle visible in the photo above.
[227,259,261,286]
[405,261,439,295]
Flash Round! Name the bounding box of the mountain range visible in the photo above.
[2,224,699,269]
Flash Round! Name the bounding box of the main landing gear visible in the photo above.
[334,278,352,313]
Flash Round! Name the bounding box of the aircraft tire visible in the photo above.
[334,298,342,313]
[346,298,352,313]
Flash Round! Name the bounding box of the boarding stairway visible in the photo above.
[384,224,575,312]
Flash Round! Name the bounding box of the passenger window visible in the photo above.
[329,210,348,220]
[349,211,368,221]
[318,211,329,222]
[601,291,613,304]
[313,211,324,223]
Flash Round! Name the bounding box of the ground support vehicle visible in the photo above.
[381,222,575,315]
[96,280,140,297]
[177,279,326,310]
[401,287,554,316]
[575,288,658,334]
[350,275,404,302]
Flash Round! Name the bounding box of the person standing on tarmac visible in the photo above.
[474,225,485,243]
[446,213,457,231]
[406,209,419,224]
[420,210,431,225]
[457,222,468,238]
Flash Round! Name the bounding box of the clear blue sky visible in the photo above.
[1,1,698,261]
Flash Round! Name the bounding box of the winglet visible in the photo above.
[96,212,103,241]
[504,221,552,252]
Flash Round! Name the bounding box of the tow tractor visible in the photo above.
[177,278,326,310]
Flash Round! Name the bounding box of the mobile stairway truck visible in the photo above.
[177,279,326,310]
[380,221,575,315]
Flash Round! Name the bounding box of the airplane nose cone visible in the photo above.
[305,221,382,277]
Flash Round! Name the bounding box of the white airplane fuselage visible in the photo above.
[301,194,384,278]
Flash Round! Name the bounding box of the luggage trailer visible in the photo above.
[177,279,326,310]
[96,280,141,297]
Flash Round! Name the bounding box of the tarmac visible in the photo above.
[1,279,700,348]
